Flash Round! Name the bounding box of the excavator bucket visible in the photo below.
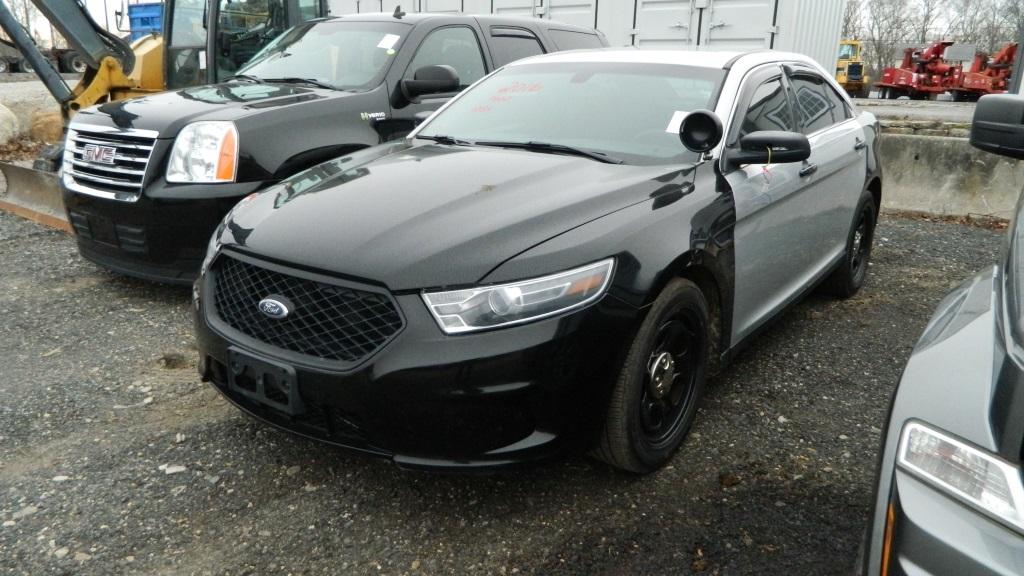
[0,161,70,232]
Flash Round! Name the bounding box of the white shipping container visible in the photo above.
[325,0,846,72]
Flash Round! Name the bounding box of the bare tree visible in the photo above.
[913,0,945,42]
[842,0,865,38]
[865,0,914,75]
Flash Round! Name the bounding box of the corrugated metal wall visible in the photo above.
[773,0,846,73]
[326,0,846,70]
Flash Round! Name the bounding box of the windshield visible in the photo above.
[237,21,410,90]
[838,43,857,60]
[417,62,726,165]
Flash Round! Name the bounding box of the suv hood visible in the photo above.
[218,143,694,290]
[70,82,347,137]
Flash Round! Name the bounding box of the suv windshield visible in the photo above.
[418,62,726,165]
[237,20,410,90]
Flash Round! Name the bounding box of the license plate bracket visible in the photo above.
[227,347,304,415]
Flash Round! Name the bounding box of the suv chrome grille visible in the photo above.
[211,254,404,364]
[62,127,158,201]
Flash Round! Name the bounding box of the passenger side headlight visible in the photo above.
[422,259,614,334]
[166,121,238,183]
[898,421,1024,532]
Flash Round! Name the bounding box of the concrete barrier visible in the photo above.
[879,133,1024,220]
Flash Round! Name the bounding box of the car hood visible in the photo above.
[219,143,694,290]
[70,82,345,137]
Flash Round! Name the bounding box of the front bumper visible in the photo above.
[194,272,640,470]
[62,182,261,285]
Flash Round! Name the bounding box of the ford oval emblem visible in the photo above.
[258,296,290,319]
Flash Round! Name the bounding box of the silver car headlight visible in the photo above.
[166,121,238,183]
[897,421,1024,532]
[422,258,614,334]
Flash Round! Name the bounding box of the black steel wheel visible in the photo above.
[822,190,877,298]
[593,278,709,473]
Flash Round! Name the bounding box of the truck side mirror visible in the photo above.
[971,94,1024,160]
[400,65,460,101]
[728,131,811,166]
[679,110,723,153]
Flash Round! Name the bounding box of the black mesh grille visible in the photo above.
[212,255,403,362]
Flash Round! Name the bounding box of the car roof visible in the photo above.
[506,48,817,71]
[328,12,599,34]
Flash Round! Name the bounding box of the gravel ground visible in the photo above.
[0,211,1004,576]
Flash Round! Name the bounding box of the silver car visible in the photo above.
[862,94,1024,574]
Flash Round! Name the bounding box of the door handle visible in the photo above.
[854,139,868,151]
[799,164,818,177]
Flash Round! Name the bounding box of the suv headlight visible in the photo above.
[898,421,1024,532]
[166,121,238,183]
[422,258,614,334]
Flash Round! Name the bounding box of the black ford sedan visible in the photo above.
[194,49,882,472]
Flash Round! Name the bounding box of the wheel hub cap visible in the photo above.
[648,352,675,400]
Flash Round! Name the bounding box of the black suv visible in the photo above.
[61,13,606,284]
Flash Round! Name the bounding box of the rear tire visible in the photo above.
[821,190,877,298]
[593,278,709,474]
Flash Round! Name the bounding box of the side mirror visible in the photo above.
[728,131,811,166]
[971,94,1024,160]
[400,65,459,101]
[679,110,723,153]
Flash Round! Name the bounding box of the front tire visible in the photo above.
[593,278,709,473]
[822,190,877,298]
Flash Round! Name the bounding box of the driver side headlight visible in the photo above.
[422,259,614,334]
[898,421,1024,533]
[166,121,238,183]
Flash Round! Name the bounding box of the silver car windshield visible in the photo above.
[419,61,726,165]
[238,21,410,90]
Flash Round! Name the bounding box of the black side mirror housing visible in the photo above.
[728,131,811,166]
[400,65,460,101]
[679,110,723,153]
[971,94,1024,160]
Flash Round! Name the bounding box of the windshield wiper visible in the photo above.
[262,77,338,90]
[224,74,262,83]
[417,134,472,146]
[474,140,623,164]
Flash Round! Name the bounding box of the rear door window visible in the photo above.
[489,27,545,67]
[548,29,604,50]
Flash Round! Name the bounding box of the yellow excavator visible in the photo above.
[0,0,327,230]
[836,39,871,98]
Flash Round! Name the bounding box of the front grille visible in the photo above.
[63,127,158,201]
[847,62,864,80]
[211,254,404,363]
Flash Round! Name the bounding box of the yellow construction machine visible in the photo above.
[836,39,871,98]
[0,0,327,230]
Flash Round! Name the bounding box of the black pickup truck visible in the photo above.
[61,13,607,284]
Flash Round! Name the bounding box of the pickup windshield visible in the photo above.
[417,62,726,165]
[236,21,410,91]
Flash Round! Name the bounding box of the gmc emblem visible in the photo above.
[83,144,116,165]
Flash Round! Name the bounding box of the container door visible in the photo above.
[492,0,537,17]
[632,0,694,47]
[421,0,463,13]
[701,0,773,51]
[546,0,596,29]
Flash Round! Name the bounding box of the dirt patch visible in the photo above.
[0,138,43,163]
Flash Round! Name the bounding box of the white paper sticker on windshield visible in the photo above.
[377,34,400,50]
[665,111,688,134]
